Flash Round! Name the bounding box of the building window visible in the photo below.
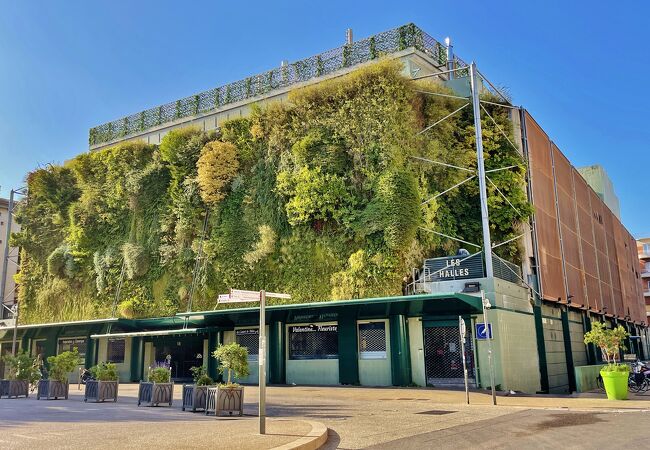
[644,244,650,254]
[358,322,387,359]
[235,328,259,359]
[58,338,86,358]
[289,324,338,360]
[107,339,125,364]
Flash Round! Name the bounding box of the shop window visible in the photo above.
[358,322,387,359]
[289,324,338,360]
[35,340,46,359]
[235,328,259,359]
[58,338,86,358]
[107,338,125,364]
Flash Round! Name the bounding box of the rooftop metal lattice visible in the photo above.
[89,23,468,147]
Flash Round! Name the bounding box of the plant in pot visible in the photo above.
[182,365,214,412]
[584,322,630,400]
[37,349,80,400]
[84,362,119,403]
[138,361,173,407]
[206,343,249,417]
[0,351,41,398]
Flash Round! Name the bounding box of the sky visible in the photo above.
[0,1,648,236]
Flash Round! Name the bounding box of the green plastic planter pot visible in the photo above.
[601,370,628,400]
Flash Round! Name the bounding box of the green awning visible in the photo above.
[175,293,483,327]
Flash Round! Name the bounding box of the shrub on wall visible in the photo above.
[196,141,239,205]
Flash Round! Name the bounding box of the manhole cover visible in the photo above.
[416,410,456,415]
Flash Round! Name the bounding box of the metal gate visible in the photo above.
[424,325,475,387]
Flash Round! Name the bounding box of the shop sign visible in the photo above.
[236,329,259,336]
[291,312,338,322]
[289,324,338,333]
[424,253,484,281]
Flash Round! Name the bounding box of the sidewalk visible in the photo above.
[0,384,327,450]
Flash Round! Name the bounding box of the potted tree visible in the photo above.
[0,351,41,398]
[182,365,214,412]
[584,322,630,400]
[206,343,249,417]
[37,349,80,400]
[84,362,119,402]
[138,362,173,407]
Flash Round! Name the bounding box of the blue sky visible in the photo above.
[0,1,647,235]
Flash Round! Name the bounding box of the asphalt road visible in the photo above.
[366,409,650,449]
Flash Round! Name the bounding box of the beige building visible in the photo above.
[577,164,621,220]
[0,197,20,322]
[638,238,650,318]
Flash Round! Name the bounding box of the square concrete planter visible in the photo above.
[37,380,69,400]
[205,386,244,417]
[182,384,210,412]
[84,380,119,403]
[137,381,173,407]
[0,380,30,398]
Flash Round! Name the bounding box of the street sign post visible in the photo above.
[218,288,290,435]
[481,290,497,406]
[459,316,470,405]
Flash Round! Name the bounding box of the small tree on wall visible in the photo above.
[213,343,249,386]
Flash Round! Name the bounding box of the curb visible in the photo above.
[271,420,329,450]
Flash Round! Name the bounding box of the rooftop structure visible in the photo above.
[88,24,468,149]
[577,164,621,219]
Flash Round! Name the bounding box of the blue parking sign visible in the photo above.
[475,323,493,339]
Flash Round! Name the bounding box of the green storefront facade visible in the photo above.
[1,292,483,387]
[1,279,648,394]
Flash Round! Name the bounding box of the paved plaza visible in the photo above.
[1,384,650,449]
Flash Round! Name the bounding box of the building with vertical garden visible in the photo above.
[2,24,646,394]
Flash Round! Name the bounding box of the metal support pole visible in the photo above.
[259,290,267,434]
[469,62,494,278]
[482,290,497,405]
[11,303,19,355]
[459,316,470,404]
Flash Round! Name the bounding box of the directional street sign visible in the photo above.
[217,289,260,303]
[475,322,493,340]
[217,289,292,304]
[216,287,290,435]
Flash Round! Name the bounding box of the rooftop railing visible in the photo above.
[89,23,468,147]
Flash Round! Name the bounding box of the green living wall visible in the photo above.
[12,60,532,324]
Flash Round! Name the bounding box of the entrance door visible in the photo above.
[154,335,204,381]
[423,324,475,387]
